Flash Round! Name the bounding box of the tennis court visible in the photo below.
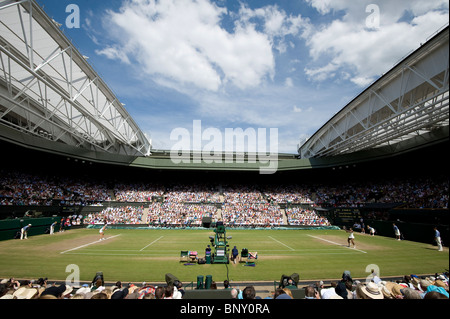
[0,228,447,284]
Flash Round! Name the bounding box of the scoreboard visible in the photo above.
[333,208,362,225]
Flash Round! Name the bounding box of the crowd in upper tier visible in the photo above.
[1,169,447,209]
[0,170,111,206]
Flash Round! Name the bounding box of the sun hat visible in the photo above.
[62,285,73,296]
[361,282,383,299]
[321,288,341,299]
[13,287,38,299]
[380,282,395,299]
[75,287,91,295]
[411,277,422,290]
[400,288,422,299]
[94,286,105,292]
[390,282,404,297]
[419,279,432,291]
[434,280,447,289]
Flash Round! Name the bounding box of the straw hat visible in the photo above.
[380,281,403,298]
[411,277,422,291]
[361,282,384,299]
[13,287,38,299]
[391,282,404,297]
[434,280,448,290]
[380,282,395,299]
[419,279,432,291]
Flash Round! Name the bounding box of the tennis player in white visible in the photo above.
[434,227,443,251]
[99,224,107,241]
[347,228,356,248]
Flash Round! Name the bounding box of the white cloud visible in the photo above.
[97,0,309,92]
[293,105,302,113]
[285,77,293,87]
[89,0,448,153]
[303,0,449,86]
[236,3,309,53]
[95,46,130,65]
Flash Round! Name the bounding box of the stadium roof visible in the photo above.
[298,25,449,159]
[0,0,151,157]
[0,1,448,172]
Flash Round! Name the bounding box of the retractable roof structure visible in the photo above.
[298,26,449,159]
[0,0,151,157]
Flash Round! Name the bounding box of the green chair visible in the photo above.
[180,250,189,262]
[240,248,249,263]
[205,275,213,289]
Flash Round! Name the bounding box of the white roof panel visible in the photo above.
[0,0,151,156]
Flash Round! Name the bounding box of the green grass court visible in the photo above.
[0,228,448,284]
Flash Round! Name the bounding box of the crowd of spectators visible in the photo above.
[3,171,447,209]
[164,184,221,203]
[114,183,164,202]
[1,169,447,229]
[1,270,448,300]
[312,177,448,209]
[83,206,144,225]
[221,185,284,227]
[0,170,110,206]
[285,207,331,226]
[0,277,183,299]
[221,202,283,227]
[146,202,216,227]
[300,270,450,300]
[263,184,315,204]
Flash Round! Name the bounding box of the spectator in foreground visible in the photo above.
[242,286,258,299]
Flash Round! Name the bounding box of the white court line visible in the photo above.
[62,250,361,257]
[139,236,164,251]
[268,236,295,251]
[60,234,121,254]
[307,235,367,254]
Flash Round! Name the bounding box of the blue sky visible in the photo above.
[35,0,449,153]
